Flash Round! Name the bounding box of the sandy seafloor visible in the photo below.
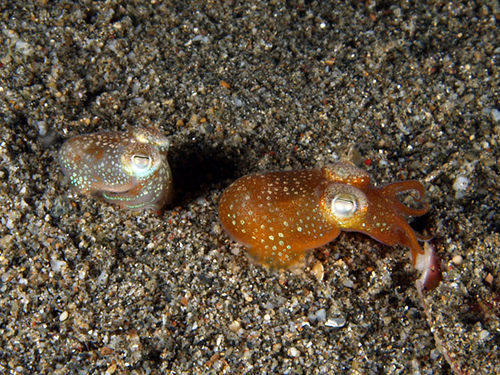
[0,1,499,374]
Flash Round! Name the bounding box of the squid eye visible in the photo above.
[320,183,368,226]
[122,144,161,178]
[331,194,357,218]
[131,154,152,171]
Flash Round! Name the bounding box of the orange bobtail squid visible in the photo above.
[219,160,438,286]
[59,127,173,211]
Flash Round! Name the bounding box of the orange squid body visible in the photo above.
[218,161,429,269]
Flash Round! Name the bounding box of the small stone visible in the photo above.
[243,292,253,302]
[101,347,114,356]
[106,363,117,374]
[315,308,327,322]
[311,262,324,282]
[59,311,69,322]
[343,279,354,288]
[430,348,441,360]
[453,176,469,191]
[491,108,500,122]
[479,330,490,340]
[452,176,469,199]
[452,255,463,266]
[228,320,241,332]
[288,347,300,357]
[325,317,346,328]
[50,258,67,273]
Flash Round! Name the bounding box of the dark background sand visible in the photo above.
[0,1,499,374]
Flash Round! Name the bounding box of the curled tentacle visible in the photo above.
[379,181,429,217]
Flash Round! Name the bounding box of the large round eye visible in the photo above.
[131,154,152,171]
[320,183,368,227]
[122,144,161,178]
[331,194,357,218]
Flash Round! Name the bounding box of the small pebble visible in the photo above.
[479,330,490,340]
[343,279,354,289]
[288,347,300,357]
[452,176,470,198]
[430,348,441,360]
[311,262,324,282]
[59,311,69,322]
[50,258,67,273]
[315,308,327,322]
[452,255,463,266]
[228,320,241,332]
[106,363,117,374]
[36,121,47,136]
[325,317,346,328]
[382,316,392,325]
[491,108,500,122]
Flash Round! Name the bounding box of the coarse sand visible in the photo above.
[0,1,499,374]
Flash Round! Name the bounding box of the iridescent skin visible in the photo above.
[59,127,173,211]
[219,161,429,269]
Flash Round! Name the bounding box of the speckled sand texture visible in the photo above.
[1,1,499,374]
